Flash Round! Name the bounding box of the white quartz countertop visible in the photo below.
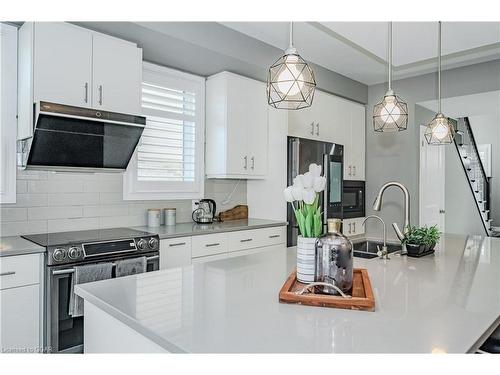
[0,236,45,257]
[75,233,500,353]
[133,218,287,239]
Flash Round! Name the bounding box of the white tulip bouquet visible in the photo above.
[284,163,327,238]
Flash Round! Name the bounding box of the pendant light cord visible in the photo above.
[289,21,294,49]
[438,21,442,114]
[388,22,392,91]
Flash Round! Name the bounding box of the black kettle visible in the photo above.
[192,199,217,224]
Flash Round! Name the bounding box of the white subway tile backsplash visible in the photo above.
[1,220,47,237]
[0,208,28,222]
[48,192,99,206]
[1,170,246,236]
[83,204,129,218]
[28,206,83,220]
[16,180,28,194]
[28,180,84,193]
[83,179,122,193]
[47,217,99,232]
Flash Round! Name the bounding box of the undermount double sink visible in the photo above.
[352,240,402,259]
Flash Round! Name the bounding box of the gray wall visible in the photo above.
[73,22,368,104]
[365,59,500,239]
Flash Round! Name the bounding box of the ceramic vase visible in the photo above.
[296,235,317,283]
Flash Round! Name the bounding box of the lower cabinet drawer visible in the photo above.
[0,253,41,290]
[159,237,192,269]
[191,233,228,258]
[259,226,286,246]
[226,229,261,252]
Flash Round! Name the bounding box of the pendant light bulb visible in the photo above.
[267,22,317,110]
[373,22,408,132]
[425,21,455,145]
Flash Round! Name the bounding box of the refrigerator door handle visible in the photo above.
[323,153,329,230]
[292,138,300,180]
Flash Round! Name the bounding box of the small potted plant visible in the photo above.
[402,225,440,257]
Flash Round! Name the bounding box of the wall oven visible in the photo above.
[342,180,365,218]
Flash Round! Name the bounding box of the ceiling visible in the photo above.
[221,22,500,85]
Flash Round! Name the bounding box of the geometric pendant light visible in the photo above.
[373,22,408,132]
[267,22,317,110]
[424,21,455,145]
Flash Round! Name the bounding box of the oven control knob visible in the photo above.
[52,248,67,262]
[148,238,159,249]
[137,239,147,250]
[68,247,80,260]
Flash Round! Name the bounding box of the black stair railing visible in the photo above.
[453,117,491,236]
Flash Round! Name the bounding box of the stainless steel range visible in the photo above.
[23,227,160,353]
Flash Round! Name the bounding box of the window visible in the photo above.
[124,62,205,200]
[0,23,18,204]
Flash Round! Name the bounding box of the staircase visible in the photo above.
[453,117,492,236]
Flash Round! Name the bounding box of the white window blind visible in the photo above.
[123,62,205,200]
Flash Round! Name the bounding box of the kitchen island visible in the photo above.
[75,233,500,353]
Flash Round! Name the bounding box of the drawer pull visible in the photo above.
[169,242,186,247]
[269,235,280,238]
[240,238,253,242]
[205,243,220,247]
[0,271,16,277]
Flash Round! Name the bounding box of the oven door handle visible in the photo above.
[51,255,160,275]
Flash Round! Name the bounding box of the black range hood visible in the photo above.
[18,102,146,172]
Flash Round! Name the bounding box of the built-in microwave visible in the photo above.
[342,180,365,218]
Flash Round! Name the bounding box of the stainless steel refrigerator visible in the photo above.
[287,136,344,247]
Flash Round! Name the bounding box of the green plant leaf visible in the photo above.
[305,211,313,238]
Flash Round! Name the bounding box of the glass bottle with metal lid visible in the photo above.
[314,218,353,295]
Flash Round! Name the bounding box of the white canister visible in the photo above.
[296,235,318,283]
[164,208,176,226]
[147,209,161,227]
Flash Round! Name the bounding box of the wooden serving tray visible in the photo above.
[279,268,375,312]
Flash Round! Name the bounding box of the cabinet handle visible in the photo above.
[84,82,88,103]
[349,166,352,177]
[243,156,248,170]
[98,85,103,105]
[240,238,253,243]
[353,166,356,176]
[0,271,16,277]
[251,156,255,170]
[169,242,186,247]
[352,222,356,233]
[316,123,320,136]
[269,234,280,239]
[310,122,315,135]
[205,243,220,247]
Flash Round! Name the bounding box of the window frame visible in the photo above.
[123,62,205,200]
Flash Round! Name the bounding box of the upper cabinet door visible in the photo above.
[92,34,142,115]
[33,22,92,107]
[245,80,268,176]
[349,103,366,180]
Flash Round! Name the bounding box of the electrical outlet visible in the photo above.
[191,199,200,212]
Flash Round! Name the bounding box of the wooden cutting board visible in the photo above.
[218,205,248,222]
[279,268,375,311]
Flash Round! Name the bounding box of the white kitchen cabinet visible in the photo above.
[92,33,142,114]
[0,253,43,352]
[344,103,366,180]
[342,217,366,237]
[288,90,333,141]
[206,72,268,179]
[18,22,142,140]
[191,233,228,258]
[159,237,192,269]
[32,22,93,108]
